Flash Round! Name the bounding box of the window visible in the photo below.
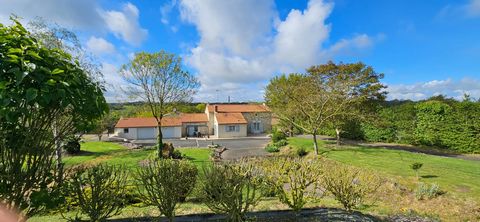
[225,125,238,132]
[123,128,129,134]
[253,122,261,131]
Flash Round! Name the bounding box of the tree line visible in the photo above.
[266,62,479,154]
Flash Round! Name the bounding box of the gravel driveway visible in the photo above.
[133,137,271,160]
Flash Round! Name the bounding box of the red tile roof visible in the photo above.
[207,104,269,113]
[115,117,182,128]
[180,113,208,123]
[215,112,248,125]
[115,113,209,128]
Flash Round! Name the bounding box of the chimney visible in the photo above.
[214,105,218,113]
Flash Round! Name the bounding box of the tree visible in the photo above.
[120,51,199,158]
[26,17,105,182]
[265,61,385,154]
[307,62,386,146]
[0,19,107,215]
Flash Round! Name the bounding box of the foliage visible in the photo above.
[415,183,443,200]
[337,97,480,154]
[410,162,423,178]
[271,129,287,143]
[260,157,324,212]
[323,162,383,211]
[296,147,308,157]
[136,159,197,221]
[266,61,386,154]
[120,51,200,158]
[64,164,128,222]
[264,144,280,153]
[0,19,107,214]
[64,135,82,154]
[201,161,263,222]
[273,139,288,147]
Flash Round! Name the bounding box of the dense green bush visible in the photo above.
[271,129,287,143]
[260,157,324,212]
[64,135,82,154]
[264,144,280,153]
[338,98,480,153]
[273,139,288,147]
[323,162,383,211]
[136,159,197,221]
[65,164,128,222]
[201,162,262,222]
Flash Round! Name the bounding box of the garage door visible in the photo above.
[137,128,156,139]
[162,127,175,138]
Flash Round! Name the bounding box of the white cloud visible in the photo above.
[86,37,115,55]
[0,1,148,47]
[0,0,104,29]
[101,3,148,46]
[466,0,480,16]
[180,0,377,101]
[438,0,480,19]
[387,78,480,101]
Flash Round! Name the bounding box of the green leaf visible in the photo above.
[26,51,42,60]
[26,88,38,102]
[47,79,56,86]
[15,71,27,84]
[60,81,70,87]
[8,48,23,54]
[0,82,7,90]
[51,68,64,75]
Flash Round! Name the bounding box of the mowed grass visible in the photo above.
[288,137,480,201]
[64,142,211,172]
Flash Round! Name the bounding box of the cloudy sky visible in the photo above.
[1,0,479,102]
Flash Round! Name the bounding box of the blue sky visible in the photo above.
[1,0,479,102]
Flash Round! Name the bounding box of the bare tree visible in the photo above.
[120,51,200,158]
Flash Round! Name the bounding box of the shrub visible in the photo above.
[64,135,82,154]
[201,161,263,222]
[136,159,197,221]
[273,139,288,147]
[264,144,280,153]
[260,157,324,212]
[296,147,308,157]
[323,162,383,211]
[65,164,128,222]
[271,129,287,143]
[415,183,442,200]
[410,162,423,179]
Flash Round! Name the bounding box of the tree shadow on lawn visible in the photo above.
[107,207,381,222]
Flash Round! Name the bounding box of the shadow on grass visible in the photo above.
[421,175,438,179]
[107,207,381,222]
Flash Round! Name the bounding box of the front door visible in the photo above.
[251,121,262,134]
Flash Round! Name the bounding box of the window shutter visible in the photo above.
[236,125,240,132]
[225,126,228,132]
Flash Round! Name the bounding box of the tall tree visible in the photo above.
[307,62,386,146]
[0,19,107,214]
[266,61,385,155]
[120,51,199,158]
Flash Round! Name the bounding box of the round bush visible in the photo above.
[64,136,81,154]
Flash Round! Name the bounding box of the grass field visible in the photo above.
[287,137,480,200]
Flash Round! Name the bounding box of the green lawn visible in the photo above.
[288,137,480,200]
[64,142,211,170]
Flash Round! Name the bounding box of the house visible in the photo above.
[113,103,272,139]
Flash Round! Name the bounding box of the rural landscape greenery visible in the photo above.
[1,16,480,222]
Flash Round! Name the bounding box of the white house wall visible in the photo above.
[114,126,181,139]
